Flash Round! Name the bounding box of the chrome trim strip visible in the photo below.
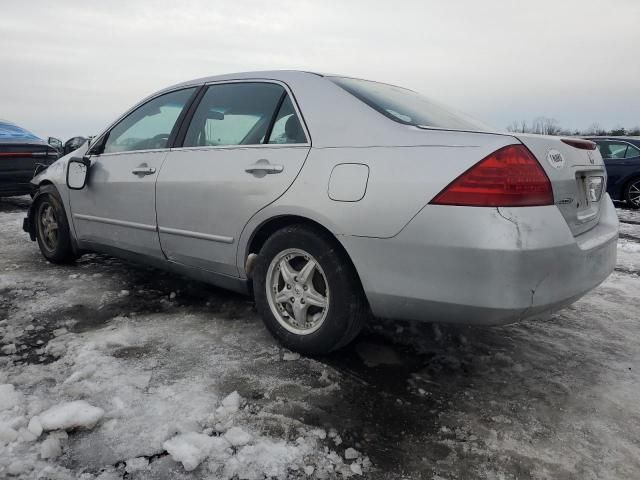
[170,144,309,153]
[73,214,157,232]
[97,149,170,157]
[158,226,234,244]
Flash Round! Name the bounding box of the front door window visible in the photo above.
[102,88,196,154]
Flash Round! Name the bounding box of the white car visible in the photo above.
[24,71,618,354]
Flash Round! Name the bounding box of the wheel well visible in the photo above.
[246,215,365,291]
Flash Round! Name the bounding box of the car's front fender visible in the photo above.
[25,145,88,243]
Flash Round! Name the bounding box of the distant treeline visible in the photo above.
[506,118,640,136]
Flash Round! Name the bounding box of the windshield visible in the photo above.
[329,76,492,131]
[0,121,40,140]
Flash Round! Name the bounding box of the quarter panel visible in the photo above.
[270,136,516,239]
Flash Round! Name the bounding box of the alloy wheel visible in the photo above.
[265,248,329,335]
[38,202,59,252]
[628,181,640,208]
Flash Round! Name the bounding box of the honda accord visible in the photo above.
[23,71,618,354]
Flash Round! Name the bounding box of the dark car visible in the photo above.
[586,136,640,209]
[0,120,61,197]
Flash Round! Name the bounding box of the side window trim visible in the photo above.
[171,85,208,149]
[173,79,311,149]
[262,91,287,145]
[167,85,206,148]
[89,86,201,156]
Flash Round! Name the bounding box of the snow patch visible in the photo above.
[39,400,104,431]
[0,424,18,445]
[40,432,66,459]
[224,426,252,446]
[223,439,304,480]
[125,456,149,473]
[345,447,360,459]
[0,384,20,411]
[163,432,230,471]
[27,416,43,438]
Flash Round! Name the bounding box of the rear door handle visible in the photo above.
[245,159,283,175]
[131,166,156,176]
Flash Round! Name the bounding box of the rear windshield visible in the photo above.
[0,121,40,140]
[329,76,491,131]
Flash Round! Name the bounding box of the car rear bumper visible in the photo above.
[341,196,618,325]
[0,182,33,197]
[0,168,40,197]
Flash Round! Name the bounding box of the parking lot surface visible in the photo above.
[1,196,639,480]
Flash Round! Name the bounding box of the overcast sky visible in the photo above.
[1,0,639,140]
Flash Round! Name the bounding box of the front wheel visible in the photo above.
[253,225,368,355]
[624,179,640,209]
[34,185,76,263]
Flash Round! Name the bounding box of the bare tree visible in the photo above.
[506,119,637,137]
[585,123,606,136]
[529,117,561,135]
[506,121,520,133]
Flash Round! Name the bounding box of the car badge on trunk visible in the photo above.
[546,149,565,169]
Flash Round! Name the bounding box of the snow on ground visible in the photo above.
[0,195,639,479]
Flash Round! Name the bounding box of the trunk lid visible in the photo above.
[512,134,606,236]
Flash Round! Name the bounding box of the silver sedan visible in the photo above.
[24,71,618,354]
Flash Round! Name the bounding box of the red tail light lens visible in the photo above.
[430,144,553,207]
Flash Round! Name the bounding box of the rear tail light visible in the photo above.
[430,144,553,207]
[0,152,57,158]
[561,138,596,150]
[0,152,36,157]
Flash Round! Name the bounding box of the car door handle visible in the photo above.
[245,160,283,175]
[131,166,156,176]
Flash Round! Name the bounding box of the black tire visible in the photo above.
[33,185,76,263]
[624,178,640,209]
[253,224,369,355]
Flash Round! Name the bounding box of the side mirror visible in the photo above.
[66,156,90,190]
[48,137,63,151]
[208,109,225,120]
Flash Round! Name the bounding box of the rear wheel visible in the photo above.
[624,178,640,209]
[253,224,368,355]
[34,185,76,263]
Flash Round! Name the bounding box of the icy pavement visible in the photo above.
[1,195,639,479]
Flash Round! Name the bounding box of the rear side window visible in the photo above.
[598,141,630,159]
[267,96,306,144]
[329,76,491,131]
[183,82,287,147]
[625,143,640,158]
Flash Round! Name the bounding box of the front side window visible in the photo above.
[329,76,492,131]
[102,88,196,154]
[183,82,286,147]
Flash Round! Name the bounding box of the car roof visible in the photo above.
[166,70,325,91]
[0,119,44,143]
